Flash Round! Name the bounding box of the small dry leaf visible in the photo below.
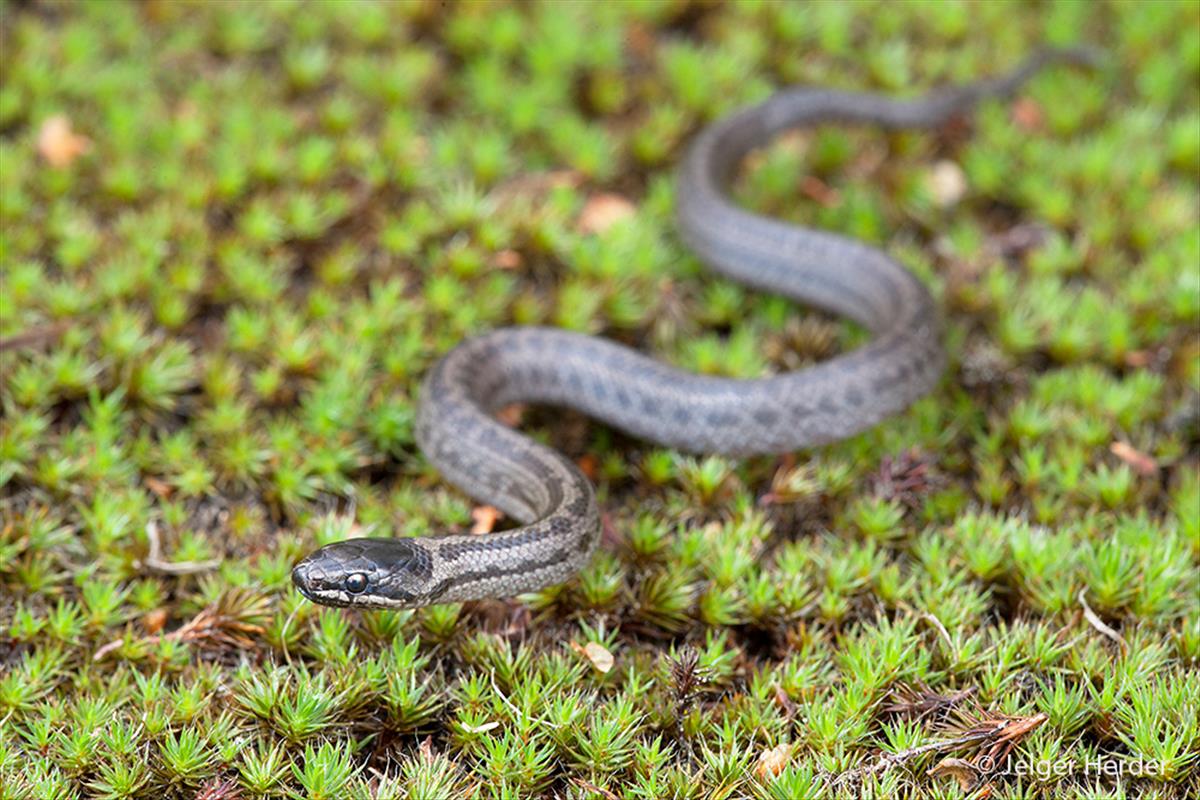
[928,757,979,790]
[755,742,792,780]
[571,640,615,673]
[1109,440,1158,477]
[461,720,500,734]
[145,476,174,499]
[576,453,598,480]
[37,115,91,167]
[771,684,797,716]
[578,193,635,234]
[471,506,501,534]
[800,176,839,207]
[1125,349,1153,368]
[496,403,524,427]
[1011,97,1044,132]
[584,641,614,673]
[492,249,523,270]
[624,23,656,59]
[928,160,967,207]
[142,608,168,635]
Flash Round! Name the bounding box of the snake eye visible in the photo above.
[344,572,368,594]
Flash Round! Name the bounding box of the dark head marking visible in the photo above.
[291,538,433,609]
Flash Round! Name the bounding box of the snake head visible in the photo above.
[292,538,434,609]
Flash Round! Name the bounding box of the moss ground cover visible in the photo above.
[1,1,1198,798]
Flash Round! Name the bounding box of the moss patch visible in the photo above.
[1,1,1198,798]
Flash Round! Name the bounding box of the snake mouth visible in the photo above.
[297,588,353,607]
[291,560,353,607]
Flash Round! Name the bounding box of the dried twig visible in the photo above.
[882,684,975,722]
[973,712,1048,770]
[921,611,956,661]
[0,321,70,352]
[571,777,620,800]
[141,520,221,575]
[834,724,1002,785]
[835,712,1047,787]
[94,588,267,661]
[1078,589,1128,654]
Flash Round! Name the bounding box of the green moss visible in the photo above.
[1,1,1198,798]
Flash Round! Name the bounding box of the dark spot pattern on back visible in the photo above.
[753,408,778,427]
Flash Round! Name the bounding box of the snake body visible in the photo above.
[292,50,1094,610]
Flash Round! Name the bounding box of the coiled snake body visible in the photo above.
[292,51,1093,609]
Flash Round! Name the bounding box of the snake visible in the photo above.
[292,49,1096,610]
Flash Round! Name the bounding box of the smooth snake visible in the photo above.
[292,49,1096,609]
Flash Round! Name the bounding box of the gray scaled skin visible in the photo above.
[292,48,1099,610]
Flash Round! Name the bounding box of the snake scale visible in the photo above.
[292,49,1095,609]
